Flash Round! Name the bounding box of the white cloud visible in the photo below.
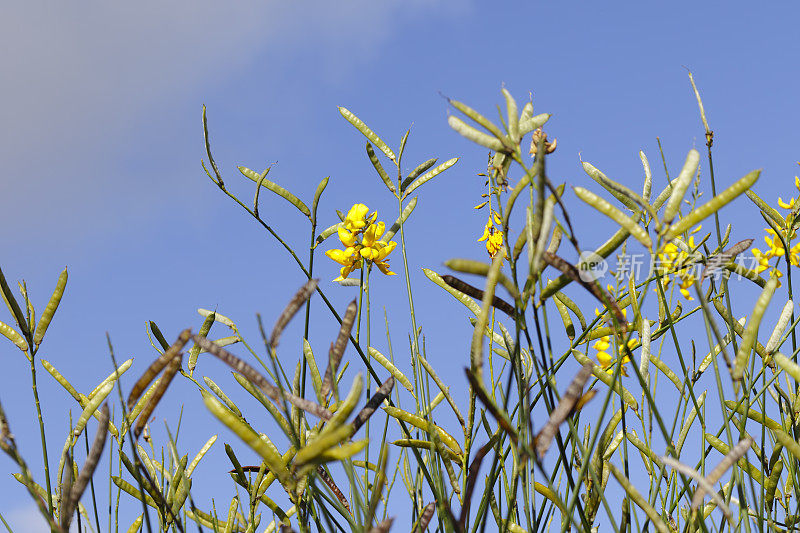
[0,1,451,235]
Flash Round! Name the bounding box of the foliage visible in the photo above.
[2,74,800,532]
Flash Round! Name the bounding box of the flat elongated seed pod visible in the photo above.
[442,275,516,317]
[701,239,753,281]
[352,377,394,432]
[193,336,332,420]
[416,501,436,533]
[61,404,109,531]
[269,279,318,350]
[660,457,731,521]
[691,437,753,511]
[127,329,191,410]
[135,354,182,439]
[535,363,594,458]
[543,251,627,330]
[316,466,351,515]
[321,300,357,398]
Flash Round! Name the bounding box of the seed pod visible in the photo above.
[640,151,652,202]
[663,149,700,224]
[403,158,458,200]
[518,113,550,136]
[582,162,640,211]
[239,166,311,218]
[745,189,787,230]
[766,459,784,512]
[352,376,394,432]
[315,221,345,246]
[269,279,318,350]
[606,463,670,533]
[441,274,515,317]
[733,276,778,382]
[188,311,215,373]
[415,501,437,533]
[203,393,292,488]
[447,99,505,139]
[553,295,575,340]
[381,197,417,243]
[366,142,395,193]
[135,354,182,439]
[665,169,761,240]
[303,339,323,401]
[0,320,27,351]
[535,363,593,458]
[0,266,28,337]
[312,176,329,222]
[573,187,651,249]
[368,347,413,393]
[424,269,481,316]
[444,259,519,300]
[765,300,794,354]
[447,116,504,151]
[339,107,395,161]
[400,158,437,193]
[691,437,753,511]
[383,406,462,455]
[197,308,236,330]
[502,88,519,141]
[322,373,363,430]
[294,424,354,466]
[321,300,357,399]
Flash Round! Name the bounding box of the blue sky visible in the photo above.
[1,1,799,530]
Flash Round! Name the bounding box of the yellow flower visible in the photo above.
[326,204,396,281]
[657,225,705,300]
[593,335,633,376]
[478,213,506,258]
[778,197,796,210]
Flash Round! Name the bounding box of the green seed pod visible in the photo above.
[197,308,236,330]
[501,88,519,141]
[553,294,575,340]
[186,435,217,477]
[366,142,395,193]
[294,424,353,466]
[765,300,793,354]
[204,376,242,417]
[447,99,505,139]
[383,405,462,455]
[302,339,323,402]
[774,352,800,382]
[126,515,143,533]
[663,149,700,224]
[640,151,652,202]
[447,116,504,151]
[202,394,292,488]
[88,358,133,399]
[582,162,640,211]
[338,107,395,161]
[312,176,329,223]
[444,258,519,299]
[676,391,706,455]
[573,187,651,249]
[423,268,481,316]
[189,311,215,373]
[554,292,586,330]
[0,266,28,337]
[381,196,417,243]
[518,113,550,136]
[665,169,761,240]
[418,356,464,428]
[315,221,345,246]
[323,373,362,430]
[400,158,437,193]
[402,157,458,200]
[606,463,670,533]
[745,189,787,230]
[766,459,784,511]
[733,276,778,381]
[0,320,27,351]
[368,347,413,393]
[239,166,311,218]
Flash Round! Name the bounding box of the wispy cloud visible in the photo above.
[0,1,450,239]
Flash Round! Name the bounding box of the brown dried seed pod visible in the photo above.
[316,466,351,515]
[269,279,319,350]
[127,329,191,410]
[352,377,394,433]
[321,300,357,398]
[441,275,516,317]
[61,404,110,531]
[134,353,182,439]
[535,363,594,459]
[193,336,332,420]
[416,501,437,533]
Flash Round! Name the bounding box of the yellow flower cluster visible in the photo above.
[478,212,505,258]
[325,204,397,282]
[657,225,705,300]
[593,335,635,376]
[751,177,800,278]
